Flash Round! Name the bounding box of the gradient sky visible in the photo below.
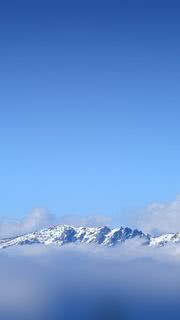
[0,0,180,219]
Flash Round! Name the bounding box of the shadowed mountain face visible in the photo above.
[1,223,180,249]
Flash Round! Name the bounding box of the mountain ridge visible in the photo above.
[0,224,149,249]
[0,224,179,249]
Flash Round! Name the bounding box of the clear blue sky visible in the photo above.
[0,0,180,219]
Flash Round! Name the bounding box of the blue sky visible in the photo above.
[0,0,180,219]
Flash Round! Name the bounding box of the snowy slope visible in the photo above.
[0,225,150,249]
[1,224,180,249]
[150,232,180,246]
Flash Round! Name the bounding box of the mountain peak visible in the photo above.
[0,224,149,249]
[0,224,179,249]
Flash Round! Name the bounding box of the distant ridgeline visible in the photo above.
[0,224,179,249]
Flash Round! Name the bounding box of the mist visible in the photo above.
[1,241,180,320]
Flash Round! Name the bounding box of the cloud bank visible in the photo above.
[0,209,112,239]
[136,194,180,234]
[1,241,180,320]
[2,194,180,239]
[0,208,55,239]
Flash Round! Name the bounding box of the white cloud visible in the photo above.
[1,242,180,320]
[134,194,180,235]
[0,208,55,238]
[58,214,112,228]
[0,210,112,239]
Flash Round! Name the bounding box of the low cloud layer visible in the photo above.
[1,242,180,320]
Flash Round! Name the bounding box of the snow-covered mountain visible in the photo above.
[0,225,150,249]
[0,224,179,249]
[150,232,180,246]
